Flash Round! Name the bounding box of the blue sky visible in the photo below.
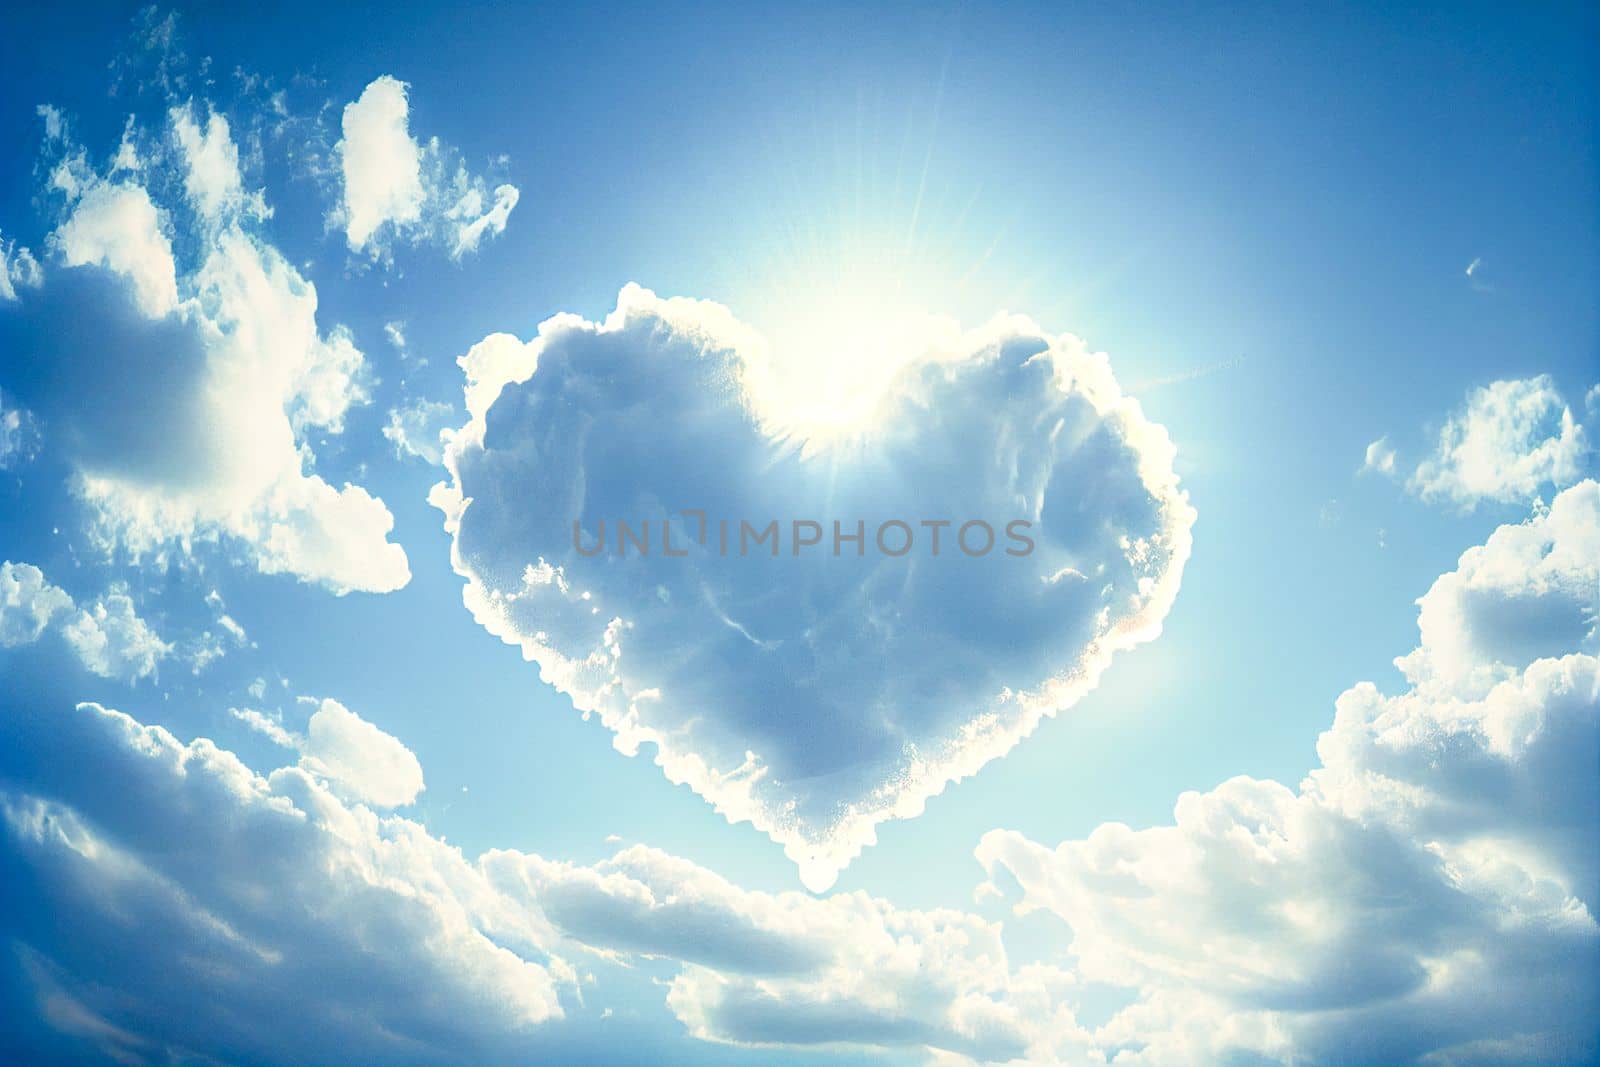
[0,3,1596,1064]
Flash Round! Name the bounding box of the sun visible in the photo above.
[739,247,968,455]
[713,100,1014,454]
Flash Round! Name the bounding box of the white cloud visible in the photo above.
[229,706,298,748]
[203,591,249,647]
[1408,376,1590,507]
[36,104,64,142]
[107,6,186,97]
[485,844,1061,1061]
[228,710,297,751]
[52,181,178,318]
[975,480,1600,1066]
[0,700,566,1065]
[1465,256,1494,292]
[334,76,519,261]
[1397,480,1599,696]
[186,631,227,675]
[230,696,426,807]
[1,485,1593,1063]
[0,391,41,469]
[0,562,204,684]
[20,102,409,595]
[59,591,171,683]
[300,698,425,808]
[383,397,455,464]
[434,284,1194,890]
[1362,434,1396,475]
[336,75,426,253]
[0,229,44,302]
[0,690,1055,1064]
[484,475,1599,1066]
[0,562,73,647]
[171,105,249,222]
[451,182,520,257]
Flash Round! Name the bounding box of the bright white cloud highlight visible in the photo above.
[1408,376,1591,507]
[1399,479,1600,694]
[336,75,425,253]
[435,284,1195,890]
[334,75,519,260]
[300,697,425,808]
[171,104,265,222]
[51,181,178,317]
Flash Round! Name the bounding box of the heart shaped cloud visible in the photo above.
[434,285,1194,890]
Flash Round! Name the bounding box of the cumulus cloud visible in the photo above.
[512,484,1597,1064]
[485,845,1063,1061]
[0,562,212,683]
[1398,480,1600,694]
[336,76,425,252]
[1,485,1593,1063]
[229,697,423,807]
[1408,376,1591,507]
[2,99,410,594]
[433,285,1194,890]
[975,480,1600,1066]
[334,75,519,261]
[300,697,425,808]
[50,180,178,317]
[0,699,567,1065]
[59,591,171,683]
[0,688,1062,1065]
[0,562,73,647]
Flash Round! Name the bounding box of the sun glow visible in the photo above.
[720,98,1018,454]
[741,251,968,455]
[764,296,946,448]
